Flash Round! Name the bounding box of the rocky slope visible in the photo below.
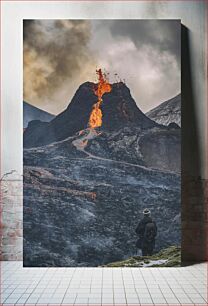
[24,101,55,129]
[85,126,181,173]
[24,125,181,267]
[146,94,181,127]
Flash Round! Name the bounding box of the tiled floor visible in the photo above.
[0,261,207,305]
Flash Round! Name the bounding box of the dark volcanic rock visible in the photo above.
[168,122,180,129]
[23,126,181,267]
[24,82,157,148]
[101,83,155,130]
[24,101,55,129]
[85,126,180,173]
[139,129,181,173]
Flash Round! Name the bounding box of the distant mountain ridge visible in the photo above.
[24,101,55,128]
[146,94,181,127]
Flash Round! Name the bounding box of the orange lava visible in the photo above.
[88,69,112,128]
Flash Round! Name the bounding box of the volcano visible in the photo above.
[24,81,157,148]
[23,71,181,267]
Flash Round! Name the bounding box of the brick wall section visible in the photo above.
[0,179,23,260]
[182,177,208,262]
[0,177,208,262]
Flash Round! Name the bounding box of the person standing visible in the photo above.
[135,208,157,256]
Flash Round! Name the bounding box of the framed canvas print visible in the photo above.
[23,19,181,267]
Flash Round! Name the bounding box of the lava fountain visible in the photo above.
[88,69,112,128]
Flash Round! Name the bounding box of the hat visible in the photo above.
[143,208,151,216]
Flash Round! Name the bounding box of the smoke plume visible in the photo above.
[24,20,95,114]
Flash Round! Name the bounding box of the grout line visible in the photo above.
[61,266,77,305]
[130,267,141,305]
[121,268,128,305]
[139,269,154,305]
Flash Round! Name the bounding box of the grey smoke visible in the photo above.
[23,20,96,113]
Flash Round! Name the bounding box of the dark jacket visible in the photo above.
[135,216,157,255]
[136,216,152,235]
[135,216,157,245]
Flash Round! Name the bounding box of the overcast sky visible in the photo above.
[23,19,180,115]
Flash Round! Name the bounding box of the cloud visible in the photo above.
[89,20,180,112]
[24,20,96,114]
[24,19,180,114]
[109,20,181,65]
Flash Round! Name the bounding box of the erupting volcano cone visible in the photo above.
[24,70,158,148]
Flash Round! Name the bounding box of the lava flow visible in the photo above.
[88,69,112,128]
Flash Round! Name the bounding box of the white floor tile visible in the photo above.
[89,298,102,303]
[63,296,77,303]
[75,297,89,304]
[26,297,40,303]
[139,298,153,304]
[1,261,207,306]
[114,298,126,302]
[126,294,138,299]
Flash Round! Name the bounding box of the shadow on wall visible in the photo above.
[181,25,207,263]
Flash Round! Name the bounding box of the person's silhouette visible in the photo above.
[135,208,157,256]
